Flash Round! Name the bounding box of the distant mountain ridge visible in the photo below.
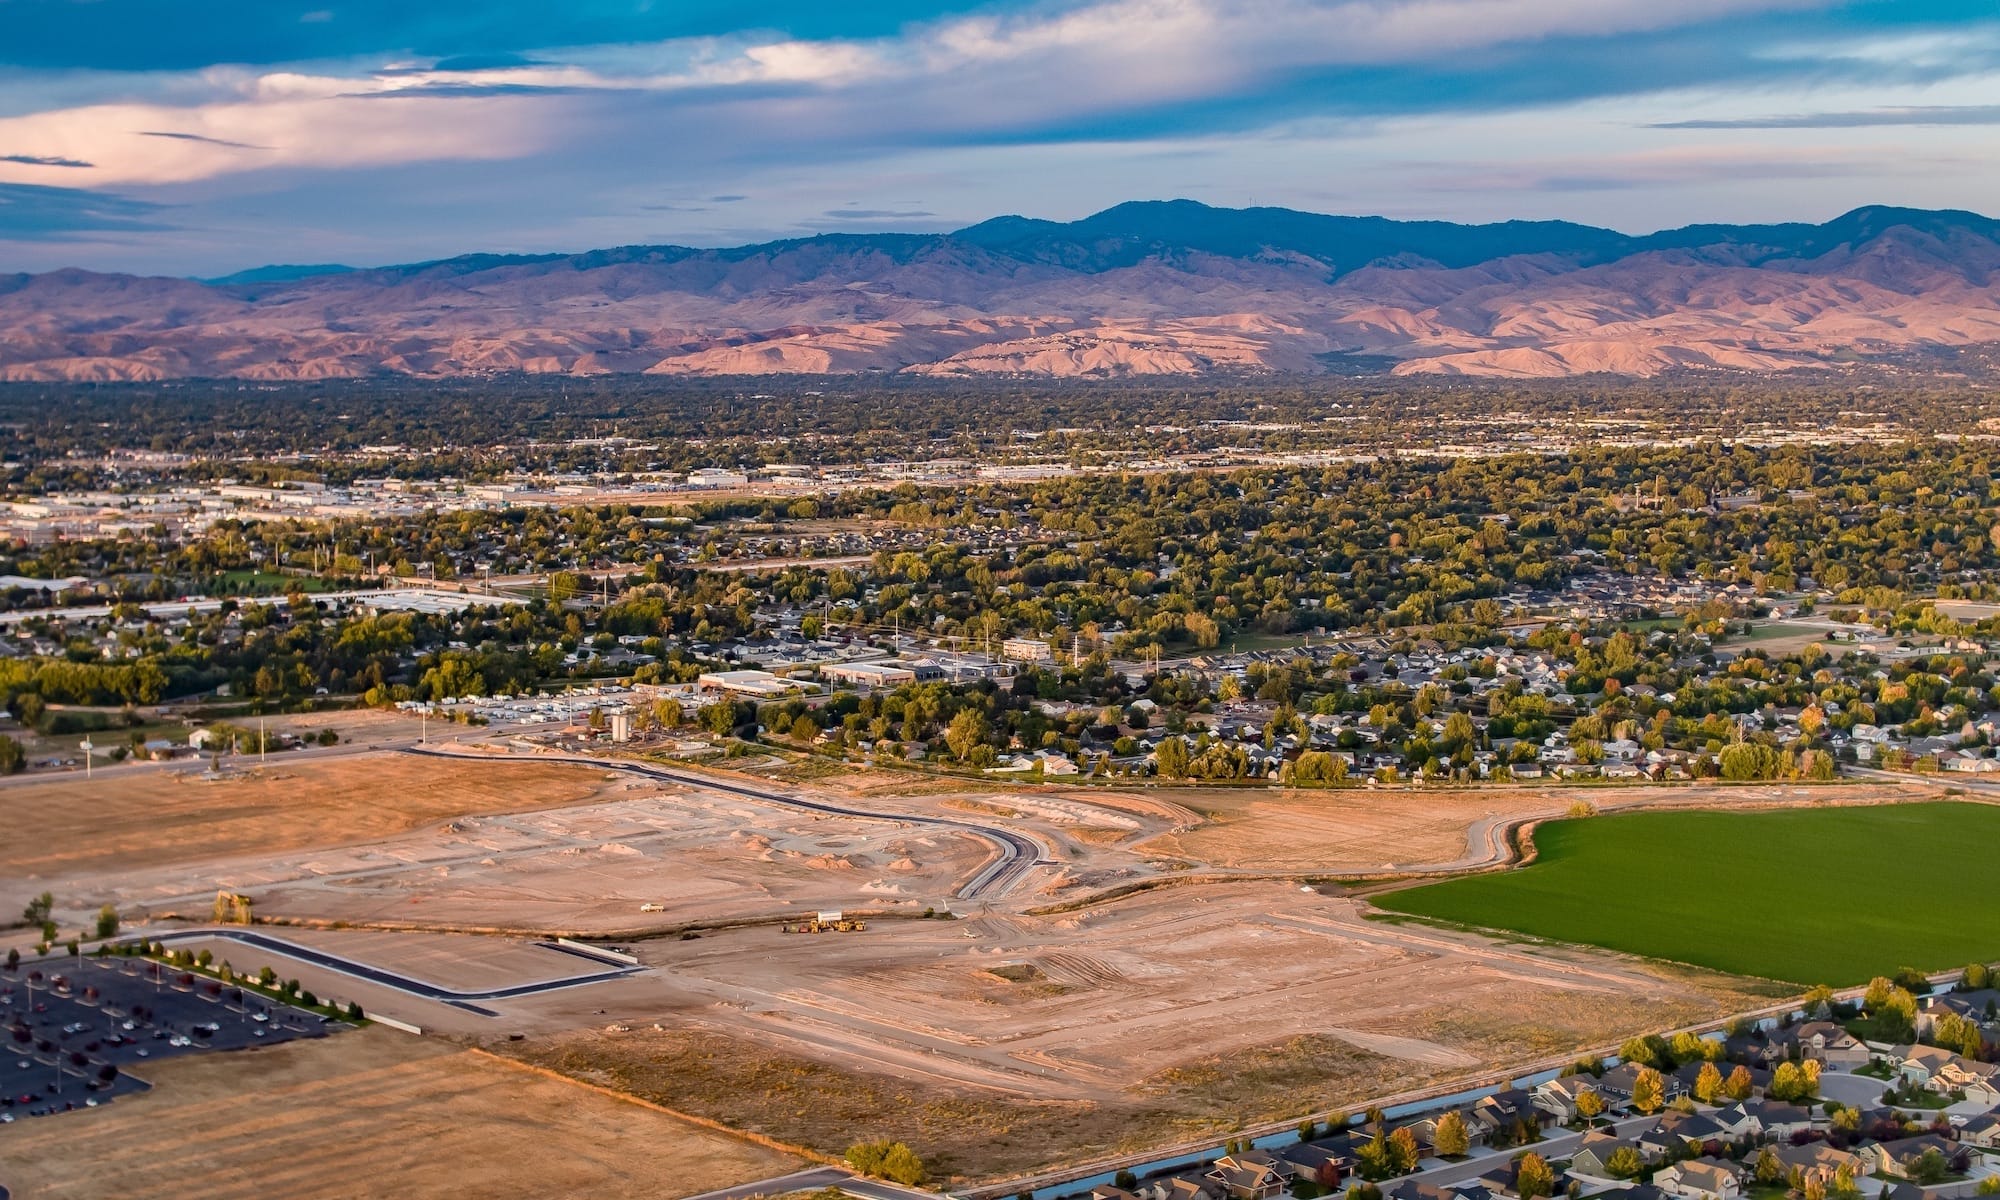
[8,200,2000,381]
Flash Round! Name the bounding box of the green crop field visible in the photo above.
[1377,802,2000,986]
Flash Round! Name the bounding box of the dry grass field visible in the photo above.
[1130,782,1938,874]
[0,752,621,881]
[0,1028,802,1200]
[1133,787,1554,871]
[509,1022,1407,1183]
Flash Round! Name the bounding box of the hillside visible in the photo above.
[5,202,2000,380]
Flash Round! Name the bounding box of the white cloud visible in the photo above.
[0,0,1842,187]
[0,88,555,185]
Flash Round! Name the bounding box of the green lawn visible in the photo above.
[215,570,331,594]
[1376,803,2000,986]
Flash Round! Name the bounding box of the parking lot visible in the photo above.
[0,952,335,1122]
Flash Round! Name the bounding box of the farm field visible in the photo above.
[1377,801,2000,985]
[0,1027,802,1200]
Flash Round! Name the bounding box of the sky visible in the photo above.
[1,0,1998,276]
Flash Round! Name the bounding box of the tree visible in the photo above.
[945,708,989,761]
[1355,1132,1392,1180]
[1156,735,1191,780]
[546,571,583,604]
[1670,1031,1707,1064]
[1630,1066,1666,1115]
[1910,1148,1949,1186]
[1434,1110,1470,1159]
[846,1141,927,1186]
[1387,1128,1420,1175]
[1575,1089,1605,1120]
[0,735,22,776]
[1725,1064,1755,1102]
[1693,1061,1723,1104]
[1619,1035,1666,1069]
[1296,1120,1318,1144]
[93,904,118,940]
[789,714,819,743]
[1965,962,1993,991]
[700,700,738,737]
[21,892,53,926]
[1770,1061,1805,1103]
[1753,1147,1784,1186]
[1514,1153,1555,1200]
[1830,1164,1861,1200]
[1605,1147,1644,1180]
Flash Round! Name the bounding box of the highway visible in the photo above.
[407,746,1045,900]
[151,929,641,1004]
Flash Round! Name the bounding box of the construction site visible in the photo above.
[0,739,1939,1191]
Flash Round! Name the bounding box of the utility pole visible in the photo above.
[259,716,266,767]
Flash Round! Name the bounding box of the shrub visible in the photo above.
[845,1140,926,1186]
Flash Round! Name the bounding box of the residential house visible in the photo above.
[1859,1135,1965,1180]
[1924,989,2000,1028]
[1135,1178,1217,1200]
[1569,1130,1648,1178]
[1144,1176,1216,1200]
[1768,1143,1865,1192]
[1601,1062,1682,1107]
[1473,1088,1555,1138]
[1794,1022,1871,1069]
[1890,1045,2000,1102]
[1480,1158,1572,1200]
[1533,1075,1602,1123]
[1385,1182,1459,1200]
[1276,1143,1351,1190]
[1205,1153,1291,1200]
[1656,1112,1729,1153]
[1958,1113,2000,1152]
[1737,1100,1816,1140]
[1708,1105,1762,1142]
[1653,1158,1743,1200]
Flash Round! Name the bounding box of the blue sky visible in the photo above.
[1,0,1997,274]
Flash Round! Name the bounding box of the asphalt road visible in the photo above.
[679,1167,939,1200]
[411,747,1044,900]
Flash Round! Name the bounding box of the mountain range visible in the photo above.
[5,200,2000,381]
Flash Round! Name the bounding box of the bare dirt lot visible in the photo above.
[496,880,1777,1182]
[0,1027,801,1200]
[62,770,992,936]
[0,751,623,885]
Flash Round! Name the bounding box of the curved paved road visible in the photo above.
[408,747,1045,900]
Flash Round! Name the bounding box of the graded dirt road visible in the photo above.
[0,1027,802,1200]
